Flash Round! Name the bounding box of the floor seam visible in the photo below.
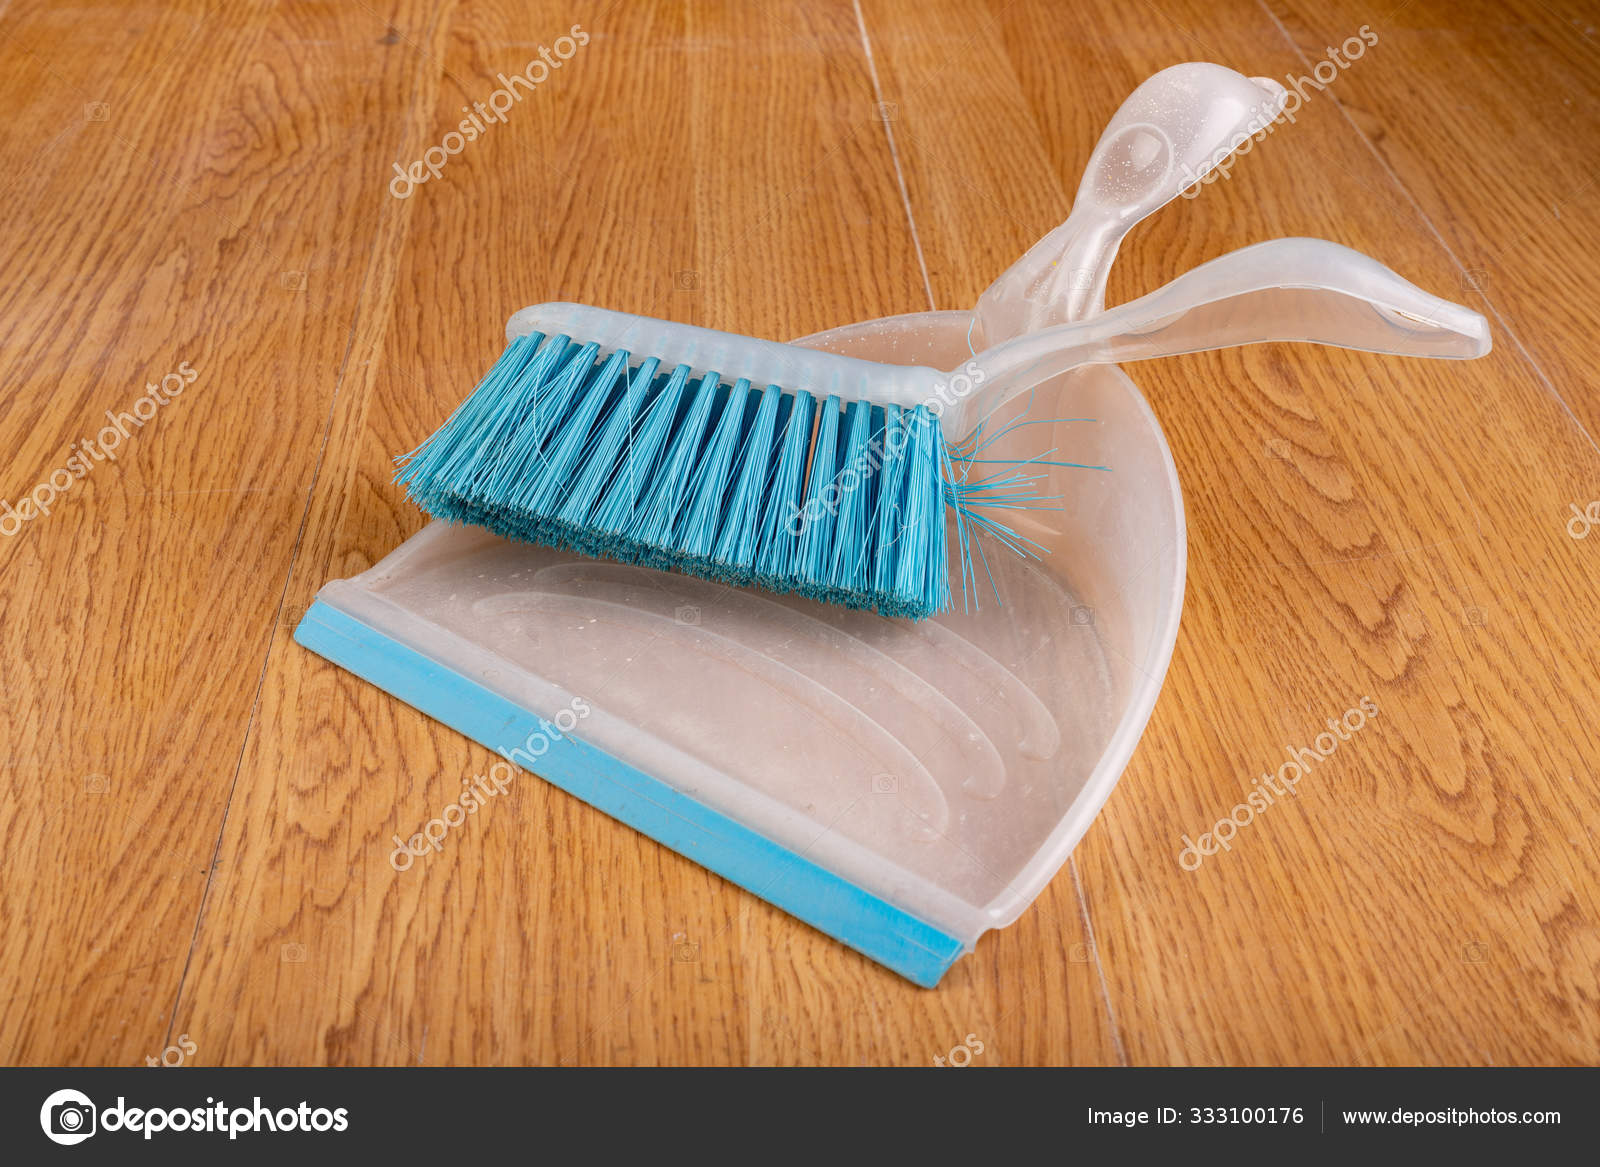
[1071,857,1129,1065]
[853,0,937,311]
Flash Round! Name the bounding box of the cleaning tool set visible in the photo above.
[300,64,1489,984]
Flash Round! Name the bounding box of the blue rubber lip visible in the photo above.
[293,597,967,987]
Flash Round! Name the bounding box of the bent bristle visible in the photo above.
[396,334,974,619]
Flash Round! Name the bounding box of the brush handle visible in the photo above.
[973,63,1287,344]
[946,237,1490,436]
[501,239,1490,439]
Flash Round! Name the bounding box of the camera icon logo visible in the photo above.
[40,1088,96,1145]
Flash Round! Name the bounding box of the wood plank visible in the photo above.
[0,0,452,1063]
[1269,0,1600,438]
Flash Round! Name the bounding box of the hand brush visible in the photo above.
[395,238,1488,619]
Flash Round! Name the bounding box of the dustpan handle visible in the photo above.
[973,63,1287,344]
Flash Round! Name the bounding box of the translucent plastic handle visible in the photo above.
[951,237,1491,435]
[502,241,1489,439]
[974,63,1286,344]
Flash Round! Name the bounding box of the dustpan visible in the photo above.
[296,64,1489,985]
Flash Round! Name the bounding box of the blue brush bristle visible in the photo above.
[676,378,752,561]
[396,333,1085,620]
[793,393,842,593]
[712,384,781,570]
[826,401,877,604]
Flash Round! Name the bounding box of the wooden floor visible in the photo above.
[3,0,1598,1066]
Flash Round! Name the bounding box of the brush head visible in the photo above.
[396,331,954,619]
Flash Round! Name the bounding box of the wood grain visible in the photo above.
[1,0,1596,1065]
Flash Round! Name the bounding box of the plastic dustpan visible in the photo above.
[295,64,1489,985]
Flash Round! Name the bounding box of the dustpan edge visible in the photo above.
[293,597,968,988]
